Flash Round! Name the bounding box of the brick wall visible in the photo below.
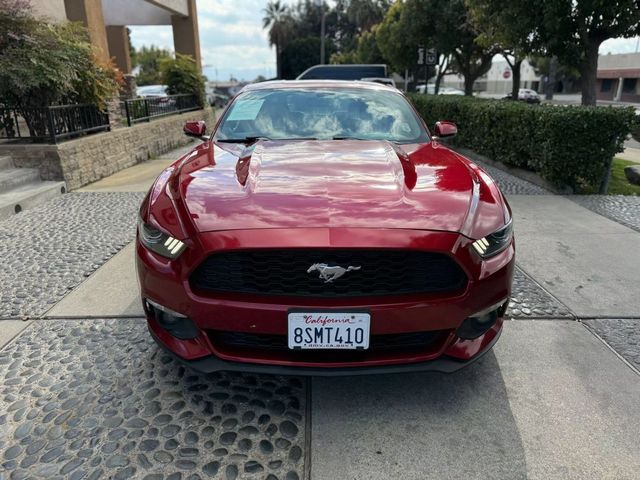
[0,108,215,191]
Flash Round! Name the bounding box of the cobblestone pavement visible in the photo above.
[570,195,640,233]
[475,162,550,195]
[0,320,306,480]
[508,268,573,319]
[583,319,640,372]
[0,193,143,319]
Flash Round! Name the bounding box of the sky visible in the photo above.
[129,0,640,82]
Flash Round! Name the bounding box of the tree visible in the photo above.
[263,0,294,79]
[346,0,390,33]
[160,53,205,107]
[331,26,385,64]
[281,36,336,79]
[0,0,120,135]
[377,0,496,95]
[134,46,172,85]
[376,1,416,74]
[466,0,540,100]
[536,0,640,106]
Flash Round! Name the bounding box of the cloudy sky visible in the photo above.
[129,0,640,82]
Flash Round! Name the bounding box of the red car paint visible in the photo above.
[136,81,514,374]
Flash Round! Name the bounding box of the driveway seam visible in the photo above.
[0,320,33,351]
[580,320,640,377]
[514,264,576,319]
[40,240,135,320]
[304,377,313,480]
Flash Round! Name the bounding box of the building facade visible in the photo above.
[30,0,201,74]
[441,58,543,94]
[597,52,640,103]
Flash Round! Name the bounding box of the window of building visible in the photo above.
[601,79,613,92]
[622,78,637,93]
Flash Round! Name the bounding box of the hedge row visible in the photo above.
[409,94,638,192]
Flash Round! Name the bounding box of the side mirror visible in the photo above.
[184,120,207,139]
[433,121,457,138]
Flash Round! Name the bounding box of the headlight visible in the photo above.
[138,217,186,259]
[471,221,513,258]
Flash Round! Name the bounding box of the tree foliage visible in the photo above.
[134,45,173,86]
[160,53,206,107]
[533,0,640,105]
[0,1,120,109]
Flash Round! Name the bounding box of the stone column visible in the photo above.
[106,26,132,74]
[614,77,624,102]
[171,0,202,71]
[64,0,109,63]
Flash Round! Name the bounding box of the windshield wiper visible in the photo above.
[332,136,370,141]
[217,136,271,143]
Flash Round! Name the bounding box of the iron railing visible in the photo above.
[124,94,200,126]
[0,104,110,144]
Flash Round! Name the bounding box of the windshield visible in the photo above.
[215,87,429,144]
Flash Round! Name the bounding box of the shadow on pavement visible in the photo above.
[311,352,527,480]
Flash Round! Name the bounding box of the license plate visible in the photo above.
[287,312,370,350]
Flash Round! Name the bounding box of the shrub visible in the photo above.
[409,94,636,192]
[0,4,120,109]
[160,53,205,107]
[0,1,120,137]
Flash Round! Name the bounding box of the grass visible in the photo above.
[608,158,640,196]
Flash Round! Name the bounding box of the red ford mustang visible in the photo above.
[136,80,514,375]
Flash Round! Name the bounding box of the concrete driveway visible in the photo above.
[1,146,639,480]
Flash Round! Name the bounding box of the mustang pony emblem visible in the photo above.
[307,263,361,283]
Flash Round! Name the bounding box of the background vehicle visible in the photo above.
[135,85,169,98]
[361,77,397,88]
[415,85,465,95]
[439,87,465,96]
[206,90,229,108]
[503,88,541,104]
[297,64,387,80]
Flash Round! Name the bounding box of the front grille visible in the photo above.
[190,249,467,297]
[209,330,447,357]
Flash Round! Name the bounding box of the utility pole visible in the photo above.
[320,3,326,64]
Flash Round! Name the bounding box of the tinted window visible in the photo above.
[216,88,428,144]
[622,78,637,93]
[601,79,613,92]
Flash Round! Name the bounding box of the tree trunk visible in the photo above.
[463,75,474,96]
[545,57,557,100]
[580,39,602,106]
[435,73,443,95]
[511,58,522,100]
[276,44,282,79]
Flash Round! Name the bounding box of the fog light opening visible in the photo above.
[456,303,504,340]
[145,298,199,340]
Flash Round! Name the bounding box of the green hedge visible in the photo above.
[409,94,637,192]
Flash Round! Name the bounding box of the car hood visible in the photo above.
[173,139,503,237]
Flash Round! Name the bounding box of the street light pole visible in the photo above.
[320,4,326,64]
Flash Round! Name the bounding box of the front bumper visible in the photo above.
[149,321,502,376]
[137,227,514,373]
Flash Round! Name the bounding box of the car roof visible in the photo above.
[240,79,399,94]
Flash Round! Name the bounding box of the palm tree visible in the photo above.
[263,0,292,79]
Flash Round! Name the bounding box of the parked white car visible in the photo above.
[504,88,541,104]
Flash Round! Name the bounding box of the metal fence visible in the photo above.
[124,94,200,126]
[0,104,110,144]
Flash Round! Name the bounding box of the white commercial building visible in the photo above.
[441,58,543,94]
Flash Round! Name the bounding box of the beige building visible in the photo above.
[597,52,640,103]
[30,0,201,74]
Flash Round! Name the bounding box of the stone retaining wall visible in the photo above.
[0,108,215,191]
